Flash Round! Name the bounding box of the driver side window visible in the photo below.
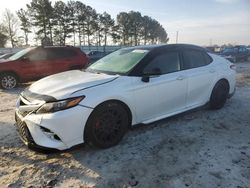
[144,51,180,75]
[28,49,47,61]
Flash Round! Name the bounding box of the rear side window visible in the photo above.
[182,50,211,69]
[47,48,78,60]
[204,53,213,64]
[144,51,180,75]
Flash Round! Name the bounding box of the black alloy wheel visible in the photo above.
[209,80,229,109]
[85,101,129,148]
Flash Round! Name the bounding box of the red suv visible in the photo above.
[0,46,89,89]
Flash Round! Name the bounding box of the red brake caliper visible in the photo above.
[95,120,100,129]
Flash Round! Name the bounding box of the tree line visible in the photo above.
[0,0,169,48]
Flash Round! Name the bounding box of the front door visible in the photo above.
[131,51,188,123]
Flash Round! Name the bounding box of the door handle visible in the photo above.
[176,76,185,80]
[209,69,216,73]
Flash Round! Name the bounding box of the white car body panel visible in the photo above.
[130,72,187,123]
[29,70,118,100]
[37,106,92,149]
[209,54,236,94]
[15,50,236,150]
[184,63,217,108]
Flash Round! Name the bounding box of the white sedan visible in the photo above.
[15,44,236,151]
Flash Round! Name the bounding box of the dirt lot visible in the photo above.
[0,62,250,188]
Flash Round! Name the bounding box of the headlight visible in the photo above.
[36,96,85,114]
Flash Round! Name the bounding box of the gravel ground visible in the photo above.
[0,62,250,188]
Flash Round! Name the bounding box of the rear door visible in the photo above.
[131,50,188,123]
[181,50,216,107]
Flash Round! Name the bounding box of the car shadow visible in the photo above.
[66,107,208,187]
[1,96,245,187]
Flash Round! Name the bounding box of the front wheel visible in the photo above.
[209,81,229,109]
[0,73,18,89]
[85,102,129,148]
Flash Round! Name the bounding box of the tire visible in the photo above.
[0,73,18,89]
[85,101,129,148]
[209,80,229,110]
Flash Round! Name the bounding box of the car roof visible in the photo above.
[37,46,79,49]
[123,43,206,52]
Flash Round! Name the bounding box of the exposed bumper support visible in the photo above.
[15,105,93,151]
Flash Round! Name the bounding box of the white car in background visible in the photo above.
[15,44,236,151]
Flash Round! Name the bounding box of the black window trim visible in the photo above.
[145,50,182,76]
[128,45,212,77]
[180,49,212,70]
[130,49,183,76]
[203,52,213,64]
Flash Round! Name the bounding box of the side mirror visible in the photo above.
[141,68,161,83]
[141,75,150,82]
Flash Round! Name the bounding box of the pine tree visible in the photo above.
[27,0,54,45]
[17,8,32,46]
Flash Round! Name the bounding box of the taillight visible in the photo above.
[230,64,236,70]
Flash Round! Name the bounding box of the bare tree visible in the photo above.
[2,9,19,47]
[0,24,8,47]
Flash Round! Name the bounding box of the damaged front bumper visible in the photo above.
[15,96,93,151]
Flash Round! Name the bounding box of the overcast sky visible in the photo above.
[0,0,250,46]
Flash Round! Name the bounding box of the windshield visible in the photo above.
[223,48,237,53]
[8,47,35,61]
[86,48,149,75]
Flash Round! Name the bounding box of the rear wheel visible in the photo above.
[209,80,229,109]
[0,73,18,89]
[85,101,129,148]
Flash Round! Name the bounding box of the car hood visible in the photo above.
[23,70,118,101]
